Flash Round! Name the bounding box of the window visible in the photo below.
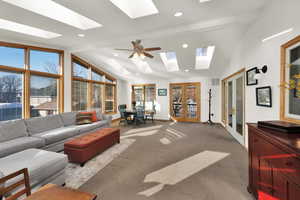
[92,83,103,110]
[72,80,88,111]
[0,71,23,121]
[71,55,117,113]
[29,50,60,74]
[132,84,156,111]
[0,42,64,121]
[0,46,24,68]
[105,84,115,112]
[73,62,88,79]
[92,70,103,81]
[30,75,58,117]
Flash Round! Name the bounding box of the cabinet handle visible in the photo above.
[285,161,293,166]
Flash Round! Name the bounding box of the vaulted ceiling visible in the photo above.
[0,0,269,81]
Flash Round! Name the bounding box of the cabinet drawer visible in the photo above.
[272,156,300,185]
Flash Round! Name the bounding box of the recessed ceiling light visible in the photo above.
[182,44,189,48]
[110,0,159,19]
[78,34,85,37]
[113,53,119,57]
[2,0,102,30]
[262,28,293,42]
[0,18,61,39]
[174,12,183,17]
[184,69,190,72]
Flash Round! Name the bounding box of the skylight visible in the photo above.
[0,18,61,39]
[195,46,215,69]
[2,0,102,30]
[160,52,179,72]
[110,0,159,19]
[131,58,153,73]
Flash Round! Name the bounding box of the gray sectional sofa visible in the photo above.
[0,111,112,193]
[0,111,112,158]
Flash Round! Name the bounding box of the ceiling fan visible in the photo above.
[115,40,161,59]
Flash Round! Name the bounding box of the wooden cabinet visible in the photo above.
[248,124,300,200]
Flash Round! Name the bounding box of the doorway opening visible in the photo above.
[222,69,245,145]
[169,82,201,122]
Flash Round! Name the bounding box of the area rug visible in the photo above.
[65,138,135,189]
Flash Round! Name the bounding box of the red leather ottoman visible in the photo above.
[64,128,120,166]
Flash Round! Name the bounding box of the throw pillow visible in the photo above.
[76,112,93,125]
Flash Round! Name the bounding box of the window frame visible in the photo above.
[0,41,64,120]
[71,55,117,114]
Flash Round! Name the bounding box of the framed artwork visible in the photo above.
[246,67,258,86]
[256,86,272,107]
[158,89,167,96]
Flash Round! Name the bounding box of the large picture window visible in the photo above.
[0,71,23,121]
[71,55,117,113]
[0,42,64,121]
[132,84,156,111]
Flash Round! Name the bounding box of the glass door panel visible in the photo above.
[228,81,233,128]
[225,72,245,146]
[236,76,244,136]
[171,85,184,119]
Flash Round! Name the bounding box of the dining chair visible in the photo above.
[118,104,128,125]
[135,106,146,125]
[0,168,31,200]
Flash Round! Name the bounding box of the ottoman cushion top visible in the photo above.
[0,149,68,187]
[65,128,120,149]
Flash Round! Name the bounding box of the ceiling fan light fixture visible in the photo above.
[182,44,189,48]
[140,54,146,59]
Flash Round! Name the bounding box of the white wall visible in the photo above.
[129,77,220,122]
[220,0,300,147]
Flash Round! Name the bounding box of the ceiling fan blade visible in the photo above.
[143,52,154,58]
[129,53,135,59]
[115,48,133,51]
[144,47,161,51]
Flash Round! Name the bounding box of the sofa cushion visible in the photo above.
[0,137,45,158]
[0,119,28,143]
[25,115,64,135]
[32,126,79,145]
[60,112,77,126]
[0,149,67,188]
[77,120,108,133]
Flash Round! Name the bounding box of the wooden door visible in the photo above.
[169,82,200,122]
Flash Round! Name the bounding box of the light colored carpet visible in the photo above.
[65,138,135,189]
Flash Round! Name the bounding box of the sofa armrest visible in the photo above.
[102,115,112,126]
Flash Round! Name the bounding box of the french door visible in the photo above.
[169,82,201,122]
[225,72,245,145]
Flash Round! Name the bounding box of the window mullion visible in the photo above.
[24,48,30,119]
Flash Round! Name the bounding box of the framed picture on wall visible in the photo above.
[158,89,167,96]
[246,67,258,86]
[256,86,272,107]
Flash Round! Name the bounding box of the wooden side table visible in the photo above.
[24,184,97,200]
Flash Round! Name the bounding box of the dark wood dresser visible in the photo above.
[248,123,300,200]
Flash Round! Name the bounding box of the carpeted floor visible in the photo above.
[80,121,253,200]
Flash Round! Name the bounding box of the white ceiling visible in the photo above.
[0,0,269,81]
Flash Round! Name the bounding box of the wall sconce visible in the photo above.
[254,65,268,80]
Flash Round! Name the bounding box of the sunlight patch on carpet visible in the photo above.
[138,151,230,197]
